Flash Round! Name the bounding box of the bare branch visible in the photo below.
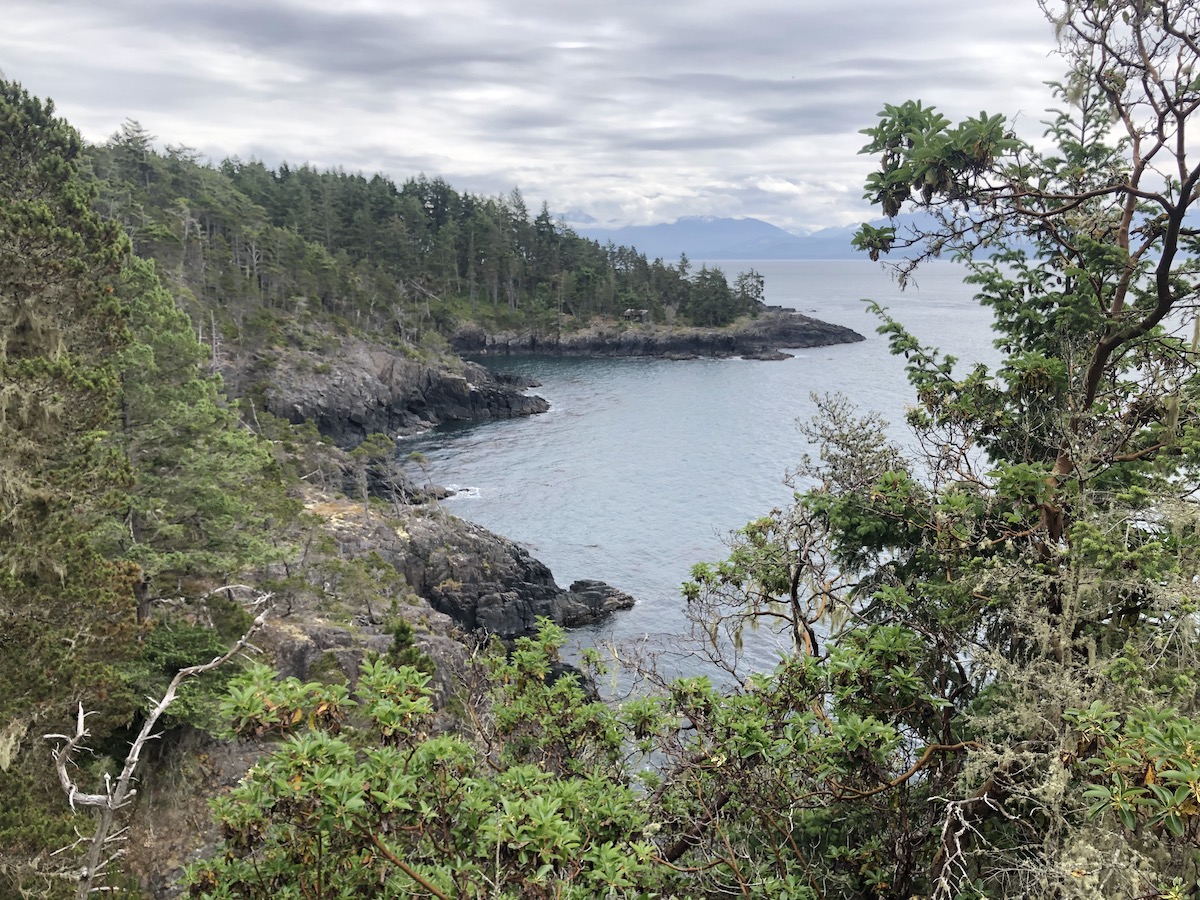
[44,598,271,899]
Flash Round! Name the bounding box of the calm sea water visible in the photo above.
[403,260,998,672]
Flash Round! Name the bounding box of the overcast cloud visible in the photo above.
[3,0,1064,231]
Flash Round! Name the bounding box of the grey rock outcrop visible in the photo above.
[222,336,549,447]
[312,500,634,639]
[556,579,641,627]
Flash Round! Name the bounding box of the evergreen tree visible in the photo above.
[686,264,741,326]
[0,81,294,897]
[0,79,139,895]
[106,256,290,620]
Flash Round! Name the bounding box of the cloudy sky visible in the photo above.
[4,0,1065,232]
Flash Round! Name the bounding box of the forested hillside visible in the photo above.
[85,124,764,353]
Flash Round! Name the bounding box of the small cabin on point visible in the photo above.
[622,308,650,323]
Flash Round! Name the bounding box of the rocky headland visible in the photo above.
[310,497,635,638]
[451,310,865,360]
[220,335,549,445]
[215,312,861,448]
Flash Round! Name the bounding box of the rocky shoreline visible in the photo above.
[315,498,636,638]
[199,308,867,646]
[200,309,867,644]
[217,311,862,447]
[451,310,864,360]
[221,337,550,446]
[118,310,868,895]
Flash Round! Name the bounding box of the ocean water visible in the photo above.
[403,260,999,672]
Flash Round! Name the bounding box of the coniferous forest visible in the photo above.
[7,2,1200,898]
[89,121,762,351]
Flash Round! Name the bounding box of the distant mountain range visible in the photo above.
[572,215,875,261]
[572,209,1100,262]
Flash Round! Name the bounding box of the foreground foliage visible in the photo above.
[197,2,1200,897]
[694,1,1200,894]
[187,628,664,899]
[0,82,291,896]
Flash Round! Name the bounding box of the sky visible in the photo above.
[3,0,1066,232]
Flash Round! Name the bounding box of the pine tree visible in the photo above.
[106,256,290,620]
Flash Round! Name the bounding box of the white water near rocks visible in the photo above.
[402,260,1000,673]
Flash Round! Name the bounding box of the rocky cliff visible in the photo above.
[221,336,549,446]
[450,310,864,360]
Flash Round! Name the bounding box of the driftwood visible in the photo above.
[45,592,270,898]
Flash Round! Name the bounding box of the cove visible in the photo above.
[403,260,999,673]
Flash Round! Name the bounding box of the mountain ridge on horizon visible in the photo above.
[570,214,895,261]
